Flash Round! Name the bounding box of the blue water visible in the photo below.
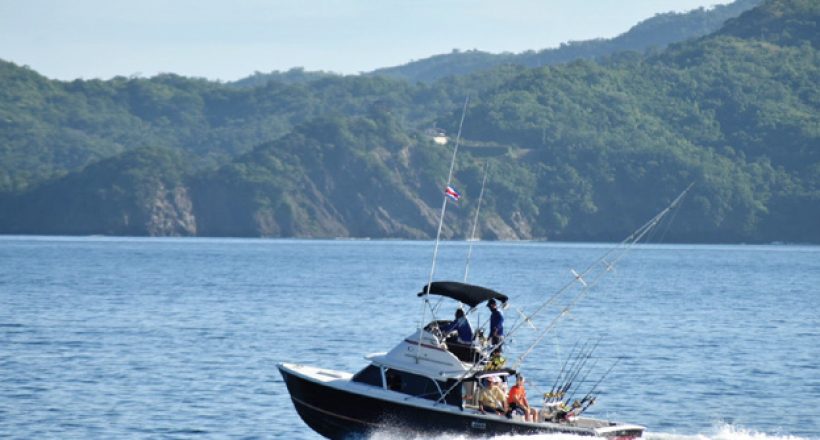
[0,237,818,439]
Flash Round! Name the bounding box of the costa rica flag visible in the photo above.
[445,185,461,202]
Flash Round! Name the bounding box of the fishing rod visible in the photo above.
[565,358,598,405]
[563,340,603,404]
[544,338,594,403]
[510,183,694,370]
[556,340,592,396]
[576,357,622,415]
[546,340,580,400]
[557,338,600,400]
[582,357,621,402]
[417,95,469,361]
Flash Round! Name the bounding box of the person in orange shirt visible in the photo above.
[507,374,538,422]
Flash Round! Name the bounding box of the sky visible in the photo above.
[0,0,733,82]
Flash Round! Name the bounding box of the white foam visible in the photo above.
[641,424,811,440]
[367,423,815,440]
[367,429,583,440]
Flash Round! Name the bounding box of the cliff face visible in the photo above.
[188,117,448,238]
[0,147,198,236]
[146,185,197,236]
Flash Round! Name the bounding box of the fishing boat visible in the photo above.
[278,280,647,439]
[279,98,689,439]
[277,184,691,439]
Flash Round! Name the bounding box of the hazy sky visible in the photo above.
[1,0,733,81]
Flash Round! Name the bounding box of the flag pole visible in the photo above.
[416,96,469,360]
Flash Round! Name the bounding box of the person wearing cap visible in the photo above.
[507,374,537,422]
[487,299,504,349]
[478,376,508,415]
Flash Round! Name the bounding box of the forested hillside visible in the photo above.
[0,0,816,243]
[0,147,195,235]
[0,64,460,193]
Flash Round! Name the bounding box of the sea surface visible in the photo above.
[0,236,817,440]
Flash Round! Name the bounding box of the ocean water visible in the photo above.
[0,236,817,439]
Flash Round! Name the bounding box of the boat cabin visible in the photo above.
[348,281,511,409]
[351,363,463,407]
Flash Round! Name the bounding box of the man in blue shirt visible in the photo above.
[487,298,504,349]
[442,308,473,344]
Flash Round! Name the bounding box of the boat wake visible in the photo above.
[366,424,815,440]
[646,424,814,440]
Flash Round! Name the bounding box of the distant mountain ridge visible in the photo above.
[368,0,763,82]
[228,0,762,85]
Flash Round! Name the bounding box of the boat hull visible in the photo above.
[278,363,643,440]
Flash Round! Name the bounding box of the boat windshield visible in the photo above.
[353,364,463,407]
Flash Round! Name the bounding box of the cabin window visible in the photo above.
[462,381,478,407]
[352,365,383,387]
[384,369,447,402]
[443,379,464,407]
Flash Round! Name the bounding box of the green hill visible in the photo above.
[0,64,450,193]
[0,147,195,235]
[0,0,816,243]
[453,2,818,241]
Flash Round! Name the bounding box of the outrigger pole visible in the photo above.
[463,160,489,284]
[436,183,693,404]
[510,183,695,370]
[417,96,470,361]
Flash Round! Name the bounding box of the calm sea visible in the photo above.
[0,237,817,439]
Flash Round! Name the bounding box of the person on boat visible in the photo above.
[485,348,506,371]
[543,400,572,423]
[478,376,508,415]
[507,374,537,422]
[441,308,474,344]
[487,299,504,349]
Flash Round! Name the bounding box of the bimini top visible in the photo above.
[417,281,508,308]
